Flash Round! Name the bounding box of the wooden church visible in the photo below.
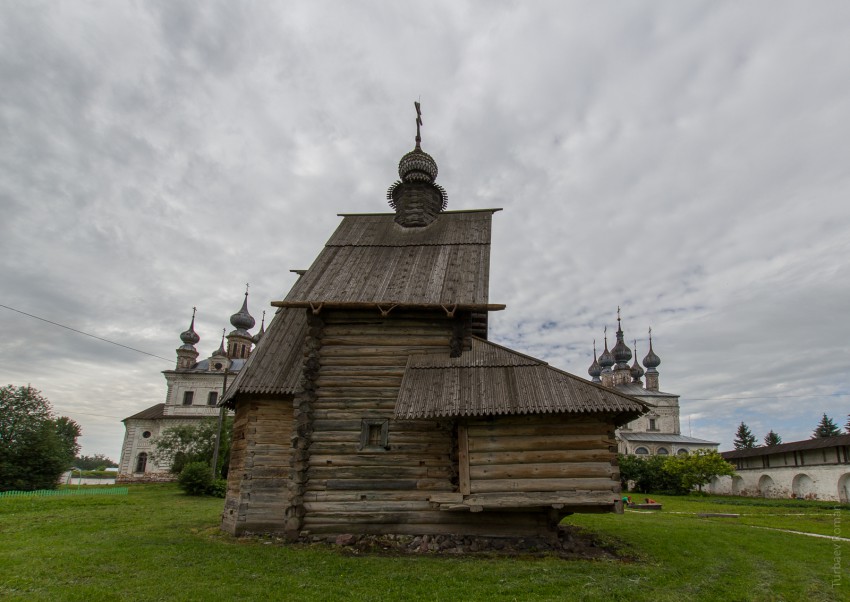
[220,105,647,539]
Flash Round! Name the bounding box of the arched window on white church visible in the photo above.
[635,447,649,455]
[657,448,669,455]
[135,452,148,473]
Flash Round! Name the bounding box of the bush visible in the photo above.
[207,479,227,498]
[178,462,213,496]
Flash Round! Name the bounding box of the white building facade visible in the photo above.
[709,434,850,502]
[117,294,264,482]
[587,316,718,457]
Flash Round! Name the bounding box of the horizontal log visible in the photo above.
[307,442,453,455]
[315,389,401,399]
[314,376,404,388]
[466,423,610,438]
[469,449,614,465]
[318,356,411,367]
[322,325,452,337]
[309,454,452,468]
[309,466,452,480]
[465,414,603,427]
[320,478,449,492]
[319,345,450,357]
[458,490,619,508]
[304,490,444,503]
[468,435,615,453]
[429,492,464,504]
[470,477,617,494]
[321,335,450,347]
[303,500,433,513]
[469,462,615,480]
[317,367,406,378]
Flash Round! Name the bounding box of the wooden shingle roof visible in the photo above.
[395,338,647,424]
[221,307,307,405]
[276,210,500,310]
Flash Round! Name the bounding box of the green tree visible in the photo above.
[733,422,757,449]
[812,413,841,438]
[763,430,782,446]
[617,454,684,494]
[74,454,118,470]
[0,385,81,491]
[151,417,232,476]
[664,449,736,492]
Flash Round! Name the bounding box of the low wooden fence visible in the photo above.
[0,487,128,499]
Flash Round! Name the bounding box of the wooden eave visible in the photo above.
[271,300,505,316]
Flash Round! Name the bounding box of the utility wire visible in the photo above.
[0,303,172,363]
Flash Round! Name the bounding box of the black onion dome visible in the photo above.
[643,341,661,370]
[230,293,255,331]
[630,345,645,381]
[588,357,601,379]
[179,311,200,346]
[612,336,632,365]
[398,147,438,183]
[598,338,614,369]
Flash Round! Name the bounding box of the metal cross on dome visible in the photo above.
[414,101,422,148]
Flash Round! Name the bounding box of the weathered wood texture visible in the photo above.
[458,415,620,507]
[221,397,295,535]
[302,310,462,535]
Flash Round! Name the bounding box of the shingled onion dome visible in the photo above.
[251,311,266,345]
[175,308,201,369]
[611,312,632,370]
[598,331,614,373]
[630,340,645,383]
[587,340,602,383]
[210,330,226,359]
[230,292,256,335]
[643,327,661,374]
[387,101,447,227]
[179,309,200,350]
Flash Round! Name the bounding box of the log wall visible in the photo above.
[457,414,621,512]
[221,396,295,535]
[301,310,463,535]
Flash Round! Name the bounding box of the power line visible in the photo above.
[0,303,172,363]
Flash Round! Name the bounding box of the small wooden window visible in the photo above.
[359,419,389,451]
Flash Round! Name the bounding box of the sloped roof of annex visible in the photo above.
[394,336,648,425]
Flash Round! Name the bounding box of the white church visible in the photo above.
[116,291,264,482]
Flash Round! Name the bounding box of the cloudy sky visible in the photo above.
[2,1,848,459]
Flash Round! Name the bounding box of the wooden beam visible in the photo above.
[458,424,470,495]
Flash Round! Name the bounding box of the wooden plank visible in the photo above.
[466,423,609,438]
[469,449,614,465]
[467,434,615,453]
[469,462,615,480]
[309,454,452,468]
[458,424,470,495]
[460,490,618,507]
[470,477,616,494]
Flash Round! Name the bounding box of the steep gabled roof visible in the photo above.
[395,337,647,423]
[722,433,850,459]
[221,307,307,405]
[277,210,499,309]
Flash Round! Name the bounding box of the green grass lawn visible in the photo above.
[1,485,848,601]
